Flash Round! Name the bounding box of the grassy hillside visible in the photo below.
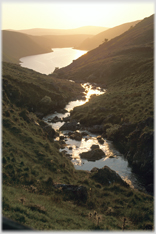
[60,15,153,81]
[75,20,140,50]
[58,15,154,193]
[2,62,84,115]
[17,26,109,36]
[2,62,154,231]
[2,30,90,64]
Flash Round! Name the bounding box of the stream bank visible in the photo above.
[43,82,148,194]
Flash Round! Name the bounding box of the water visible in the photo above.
[43,83,105,130]
[20,47,87,75]
[19,48,146,192]
[43,83,145,192]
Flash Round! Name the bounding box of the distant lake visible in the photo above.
[20,48,87,75]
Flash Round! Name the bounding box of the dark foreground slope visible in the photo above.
[2,62,153,230]
[75,20,140,51]
[59,15,154,193]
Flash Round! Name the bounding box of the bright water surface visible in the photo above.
[20,48,87,75]
[43,83,145,192]
[20,48,146,192]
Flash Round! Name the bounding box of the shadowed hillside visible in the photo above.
[2,62,154,231]
[75,20,140,50]
[16,26,109,36]
[59,15,153,83]
[58,15,154,194]
[2,15,154,231]
[2,62,84,115]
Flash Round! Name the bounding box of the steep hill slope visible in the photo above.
[58,15,154,193]
[75,20,140,50]
[2,62,154,231]
[16,26,109,36]
[60,15,153,84]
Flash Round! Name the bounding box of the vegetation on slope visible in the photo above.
[2,62,153,230]
[59,15,154,193]
[2,62,84,115]
[60,15,153,82]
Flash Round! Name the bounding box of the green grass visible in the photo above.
[69,54,153,191]
[3,182,153,230]
[2,98,154,231]
[58,15,154,195]
[71,57,153,126]
[2,67,154,230]
[2,62,84,116]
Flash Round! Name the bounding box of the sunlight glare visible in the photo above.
[82,83,105,102]
[2,1,154,30]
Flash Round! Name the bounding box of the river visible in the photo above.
[19,48,146,193]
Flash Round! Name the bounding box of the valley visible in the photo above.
[2,14,154,231]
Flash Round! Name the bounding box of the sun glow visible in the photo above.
[2,1,154,30]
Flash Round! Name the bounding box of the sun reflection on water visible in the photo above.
[44,83,144,191]
[69,137,118,167]
[73,50,88,60]
[65,84,105,112]
[122,177,134,188]
[81,83,105,103]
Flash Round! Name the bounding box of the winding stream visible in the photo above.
[43,83,146,192]
[19,48,146,193]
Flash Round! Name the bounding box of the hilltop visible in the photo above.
[16,26,109,36]
[75,20,140,51]
[58,15,154,193]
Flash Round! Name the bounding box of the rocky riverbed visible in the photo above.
[43,83,148,193]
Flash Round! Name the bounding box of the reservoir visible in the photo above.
[20,47,87,75]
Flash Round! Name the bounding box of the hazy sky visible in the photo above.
[2,0,155,30]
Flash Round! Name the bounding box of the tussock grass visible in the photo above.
[2,97,154,230]
[3,182,153,230]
